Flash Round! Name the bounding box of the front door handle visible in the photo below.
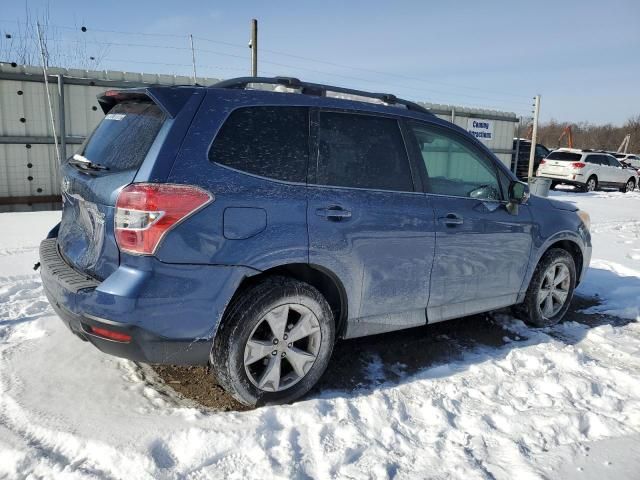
[438,213,464,226]
[316,206,352,220]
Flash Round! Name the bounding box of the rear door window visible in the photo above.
[316,112,414,192]
[209,106,309,183]
[81,101,166,171]
[585,155,601,165]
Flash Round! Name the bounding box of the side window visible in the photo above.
[409,122,503,200]
[535,145,548,158]
[316,112,414,192]
[208,106,309,183]
[607,156,622,167]
[586,155,600,165]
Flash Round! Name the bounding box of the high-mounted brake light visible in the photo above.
[571,162,586,168]
[115,183,213,255]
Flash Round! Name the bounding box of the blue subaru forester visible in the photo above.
[40,77,592,406]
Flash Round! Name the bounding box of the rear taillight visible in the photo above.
[539,159,546,165]
[571,162,586,168]
[115,183,212,255]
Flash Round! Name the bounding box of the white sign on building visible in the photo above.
[467,118,494,143]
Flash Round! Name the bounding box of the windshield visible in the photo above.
[626,159,640,168]
[546,151,583,161]
[79,101,166,171]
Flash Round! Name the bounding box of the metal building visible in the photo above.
[0,63,518,211]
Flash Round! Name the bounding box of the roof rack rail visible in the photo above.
[212,76,432,115]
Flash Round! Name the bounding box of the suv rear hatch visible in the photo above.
[57,93,168,280]
[540,151,584,175]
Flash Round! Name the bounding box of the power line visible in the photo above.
[2,19,532,102]
[2,24,532,112]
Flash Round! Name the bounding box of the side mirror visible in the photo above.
[506,181,529,215]
[509,181,529,204]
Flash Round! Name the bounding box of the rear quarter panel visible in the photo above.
[154,90,309,268]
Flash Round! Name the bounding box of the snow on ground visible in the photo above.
[1,190,639,479]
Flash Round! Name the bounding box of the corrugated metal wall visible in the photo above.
[0,63,518,211]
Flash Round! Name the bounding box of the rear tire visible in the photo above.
[515,248,576,327]
[583,176,598,192]
[210,276,335,406]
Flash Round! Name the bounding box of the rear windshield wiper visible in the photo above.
[69,154,110,172]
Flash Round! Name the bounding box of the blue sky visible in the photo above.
[2,0,639,124]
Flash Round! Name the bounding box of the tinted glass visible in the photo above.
[605,156,621,167]
[209,106,309,183]
[316,112,413,192]
[535,145,549,158]
[81,101,166,171]
[585,155,601,165]
[546,151,583,161]
[410,123,502,200]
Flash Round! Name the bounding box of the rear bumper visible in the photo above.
[39,238,255,365]
[537,173,585,186]
[46,294,211,364]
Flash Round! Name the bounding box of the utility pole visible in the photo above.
[249,19,258,76]
[36,21,61,165]
[189,34,197,84]
[527,95,541,180]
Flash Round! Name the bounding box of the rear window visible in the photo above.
[208,106,309,183]
[80,102,166,171]
[546,151,583,161]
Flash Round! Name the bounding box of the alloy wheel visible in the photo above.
[537,263,570,319]
[626,179,635,191]
[243,303,322,392]
[587,178,596,191]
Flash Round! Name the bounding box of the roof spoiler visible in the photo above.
[97,87,197,118]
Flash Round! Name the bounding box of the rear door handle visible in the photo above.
[316,206,352,220]
[438,213,464,226]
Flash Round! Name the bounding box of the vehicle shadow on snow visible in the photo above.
[153,268,638,411]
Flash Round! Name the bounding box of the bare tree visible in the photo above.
[534,117,640,153]
[0,1,109,70]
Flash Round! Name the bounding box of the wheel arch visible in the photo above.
[224,263,349,339]
[539,239,584,285]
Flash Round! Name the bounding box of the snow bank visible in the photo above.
[1,191,639,479]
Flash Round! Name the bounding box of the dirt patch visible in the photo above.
[151,295,625,412]
[151,364,249,412]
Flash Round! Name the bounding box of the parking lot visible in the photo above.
[1,189,639,479]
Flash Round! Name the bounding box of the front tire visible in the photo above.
[621,178,636,193]
[516,248,576,327]
[211,276,335,406]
